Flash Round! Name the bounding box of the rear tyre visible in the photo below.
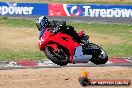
[44,46,69,66]
[90,43,108,65]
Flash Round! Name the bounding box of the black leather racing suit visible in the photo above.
[49,20,82,43]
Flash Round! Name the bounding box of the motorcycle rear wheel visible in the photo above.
[44,46,69,66]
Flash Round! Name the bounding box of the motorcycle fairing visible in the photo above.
[38,29,80,62]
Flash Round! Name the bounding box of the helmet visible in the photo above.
[36,16,49,31]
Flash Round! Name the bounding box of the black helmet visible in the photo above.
[36,16,49,31]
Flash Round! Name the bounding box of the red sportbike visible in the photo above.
[38,28,108,66]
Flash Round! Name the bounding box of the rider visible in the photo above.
[36,16,89,47]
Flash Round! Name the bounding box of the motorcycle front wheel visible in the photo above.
[89,43,108,65]
[44,46,69,66]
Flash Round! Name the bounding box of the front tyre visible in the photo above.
[44,46,69,66]
[90,43,108,65]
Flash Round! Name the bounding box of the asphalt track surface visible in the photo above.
[7,16,132,24]
[1,63,132,70]
[47,16,132,24]
[0,58,132,70]
[0,63,132,70]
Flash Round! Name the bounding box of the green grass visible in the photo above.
[0,17,36,28]
[106,44,132,57]
[0,51,46,61]
[68,22,132,42]
[0,17,131,61]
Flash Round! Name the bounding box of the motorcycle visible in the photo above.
[38,28,108,66]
